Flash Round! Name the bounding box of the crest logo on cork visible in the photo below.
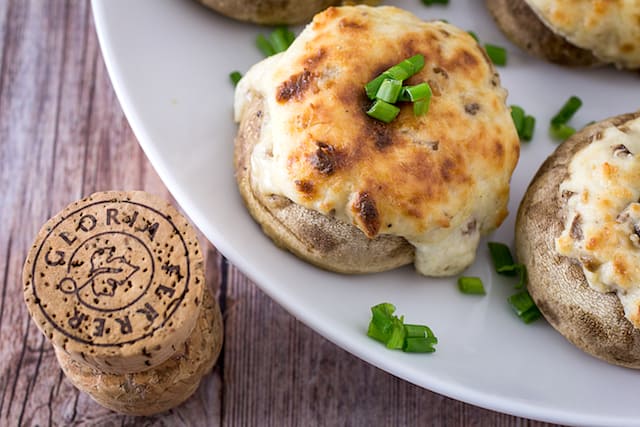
[31,199,191,347]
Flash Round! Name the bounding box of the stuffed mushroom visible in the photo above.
[516,111,640,367]
[486,0,640,69]
[233,6,519,276]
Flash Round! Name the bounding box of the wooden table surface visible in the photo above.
[0,1,558,426]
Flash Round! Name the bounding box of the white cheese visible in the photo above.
[556,117,640,327]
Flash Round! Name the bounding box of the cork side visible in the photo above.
[54,287,223,416]
[23,191,205,373]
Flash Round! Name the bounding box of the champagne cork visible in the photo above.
[55,286,223,416]
[23,191,224,415]
[23,191,206,373]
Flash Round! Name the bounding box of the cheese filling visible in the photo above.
[556,117,640,327]
[234,6,518,277]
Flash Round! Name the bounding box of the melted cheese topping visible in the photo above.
[234,6,519,276]
[525,0,640,69]
[556,117,640,327]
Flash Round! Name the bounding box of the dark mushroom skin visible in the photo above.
[515,111,640,368]
[195,0,358,25]
[234,94,415,274]
[485,0,600,67]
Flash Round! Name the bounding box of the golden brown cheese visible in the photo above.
[556,117,640,328]
[234,6,519,276]
[525,0,640,68]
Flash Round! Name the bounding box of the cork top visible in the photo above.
[23,191,205,374]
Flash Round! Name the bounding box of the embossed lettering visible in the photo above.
[45,248,65,266]
[155,285,175,299]
[68,307,87,329]
[123,211,138,227]
[106,208,120,225]
[136,221,159,241]
[76,214,97,232]
[136,302,158,323]
[59,231,77,246]
[114,316,132,335]
[93,317,106,337]
[161,263,183,280]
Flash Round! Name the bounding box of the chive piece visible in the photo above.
[458,276,486,295]
[468,31,479,42]
[403,337,437,353]
[413,99,430,116]
[376,79,403,103]
[488,242,516,275]
[367,303,396,343]
[508,290,536,316]
[497,263,527,289]
[403,82,432,102]
[256,34,275,57]
[367,100,400,123]
[550,123,576,141]
[229,71,243,87]
[269,27,291,53]
[508,290,541,323]
[485,44,507,66]
[404,324,436,339]
[365,75,386,100]
[383,63,412,81]
[386,315,406,349]
[551,96,582,126]
[404,54,425,74]
[521,115,536,141]
[520,306,542,324]
[510,105,525,136]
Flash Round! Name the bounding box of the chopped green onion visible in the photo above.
[376,79,403,103]
[404,324,436,339]
[519,305,542,323]
[365,75,387,100]
[457,276,486,295]
[468,31,479,42]
[256,34,275,57]
[386,315,406,349]
[550,123,576,141]
[485,43,507,66]
[403,337,437,353]
[229,71,243,87]
[367,303,396,343]
[402,82,432,102]
[422,0,449,5]
[508,290,542,323]
[383,63,413,81]
[269,26,292,53]
[256,27,296,57]
[510,105,525,135]
[367,100,400,123]
[367,303,437,353]
[488,242,516,275]
[496,263,527,289]
[521,115,536,141]
[404,54,426,74]
[551,96,582,126]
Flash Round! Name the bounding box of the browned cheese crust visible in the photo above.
[234,6,519,275]
[485,0,600,66]
[515,111,640,368]
[235,96,415,274]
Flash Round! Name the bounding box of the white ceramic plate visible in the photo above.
[92,0,640,424]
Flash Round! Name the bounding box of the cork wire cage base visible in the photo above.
[92,0,640,425]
